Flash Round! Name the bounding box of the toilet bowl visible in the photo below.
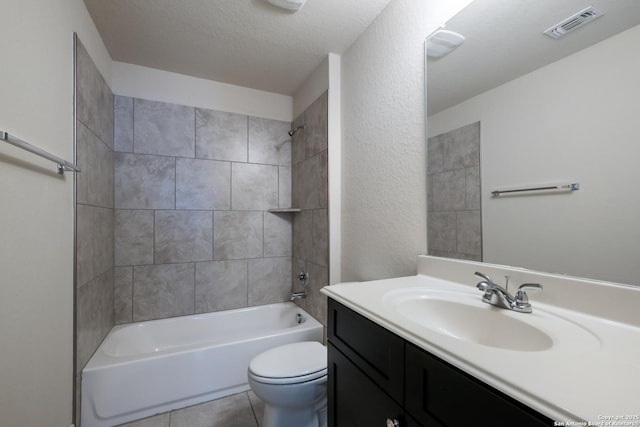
[248,341,327,427]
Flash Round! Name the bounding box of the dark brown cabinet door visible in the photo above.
[328,299,405,403]
[405,342,552,427]
[328,343,405,427]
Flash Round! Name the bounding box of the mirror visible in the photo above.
[426,0,640,286]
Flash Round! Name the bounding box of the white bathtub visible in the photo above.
[81,302,323,427]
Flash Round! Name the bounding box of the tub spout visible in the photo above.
[290,291,307,301]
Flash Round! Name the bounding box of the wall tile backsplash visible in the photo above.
[290,92,329,327]
[133,99,196,157]
[114,152,176,209]
[427,121,482,261]
[75,37,115,423]
[113,95,293,324]
[196,109,248,162]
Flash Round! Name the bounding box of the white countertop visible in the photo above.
[321,256,640,425]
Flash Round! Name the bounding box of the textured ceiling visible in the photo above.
[83,0,393,95]
[428,0,640,115]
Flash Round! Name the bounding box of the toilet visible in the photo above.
[248,341,328,427]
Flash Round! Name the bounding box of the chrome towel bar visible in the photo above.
[491,183,579,197]
[1,130,81,174]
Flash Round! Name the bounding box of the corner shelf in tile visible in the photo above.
[268,208,301,213]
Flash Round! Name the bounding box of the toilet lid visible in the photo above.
[249,341,327,379]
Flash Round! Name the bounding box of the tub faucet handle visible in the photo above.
[298,269,309,288]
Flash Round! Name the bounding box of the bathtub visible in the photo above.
[81,302,323,427]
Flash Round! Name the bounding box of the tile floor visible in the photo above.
[116,391,264,427]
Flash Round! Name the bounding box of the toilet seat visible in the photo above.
[249,341,327,385]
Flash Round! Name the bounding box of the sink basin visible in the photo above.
[384,289,599,352]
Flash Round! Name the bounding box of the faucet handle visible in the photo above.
[476,281,490,292]
[474,271,493,284]
[515,283,543,302]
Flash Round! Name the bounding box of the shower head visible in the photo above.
[288,125,306,137]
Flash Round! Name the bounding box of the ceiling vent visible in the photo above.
[544,6,603,39]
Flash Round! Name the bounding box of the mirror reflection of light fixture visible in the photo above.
[426,30,465,58]
[266,0,307,12]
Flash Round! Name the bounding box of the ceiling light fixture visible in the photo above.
[426,29,465,58]
[266,0,307,12]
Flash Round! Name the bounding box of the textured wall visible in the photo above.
[341,0,434,281]
[74,37,115,423]
[340,0,474,282]
[113,96,293,323]
[427,122,481,261]
[291,91,329,326]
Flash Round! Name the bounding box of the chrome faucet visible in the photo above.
[474,272,542,313]
[290,291,307,301]
[290,269,310,301]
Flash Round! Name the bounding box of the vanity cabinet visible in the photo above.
[328,299,553,427]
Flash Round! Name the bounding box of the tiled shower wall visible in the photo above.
[291,91,329,326]
[74,37,115,421]
[113,96,294,323]
[427,121,482,261]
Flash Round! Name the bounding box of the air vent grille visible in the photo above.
[544,6,603,39]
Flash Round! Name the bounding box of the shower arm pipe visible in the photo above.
[288,124,306,137]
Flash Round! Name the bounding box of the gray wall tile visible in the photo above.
[466,166,481,210]
[134,99,195,157]
[431,169,467,212]
[155,210,213,264]
[76,204,113,287]
[114,152,175,209]
[110,94,325,325]
[248,117,291,166]
[291,163,300,208]
[133,263,195,321]
[318,150,328,208]
[457,210,482,256]
[428,211,457,252]
[443,121,480,171]
[231,163,278,210]
[304,91,328,158]
[195,260,248,313]
[213,211,263,260]
[292,210,312,261]
[248,257,292,305]
[74,36,115,411]
[289,93,329,325]
[427,122,482,261]
[312,209,328,267]
[115,210,154,266]
[195,109,247,162]
[76,268,113,370]
[427,134,445,175]
[278,166,292,208]
[291,113,307,166]
[176,158,231,210]
[76,121,114,208]
[75,39,113,149]
[304,262,328,326]
[114,267,133,324]
[114,95,134,152]
[299,155,320,210]
[264,212,292,257]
